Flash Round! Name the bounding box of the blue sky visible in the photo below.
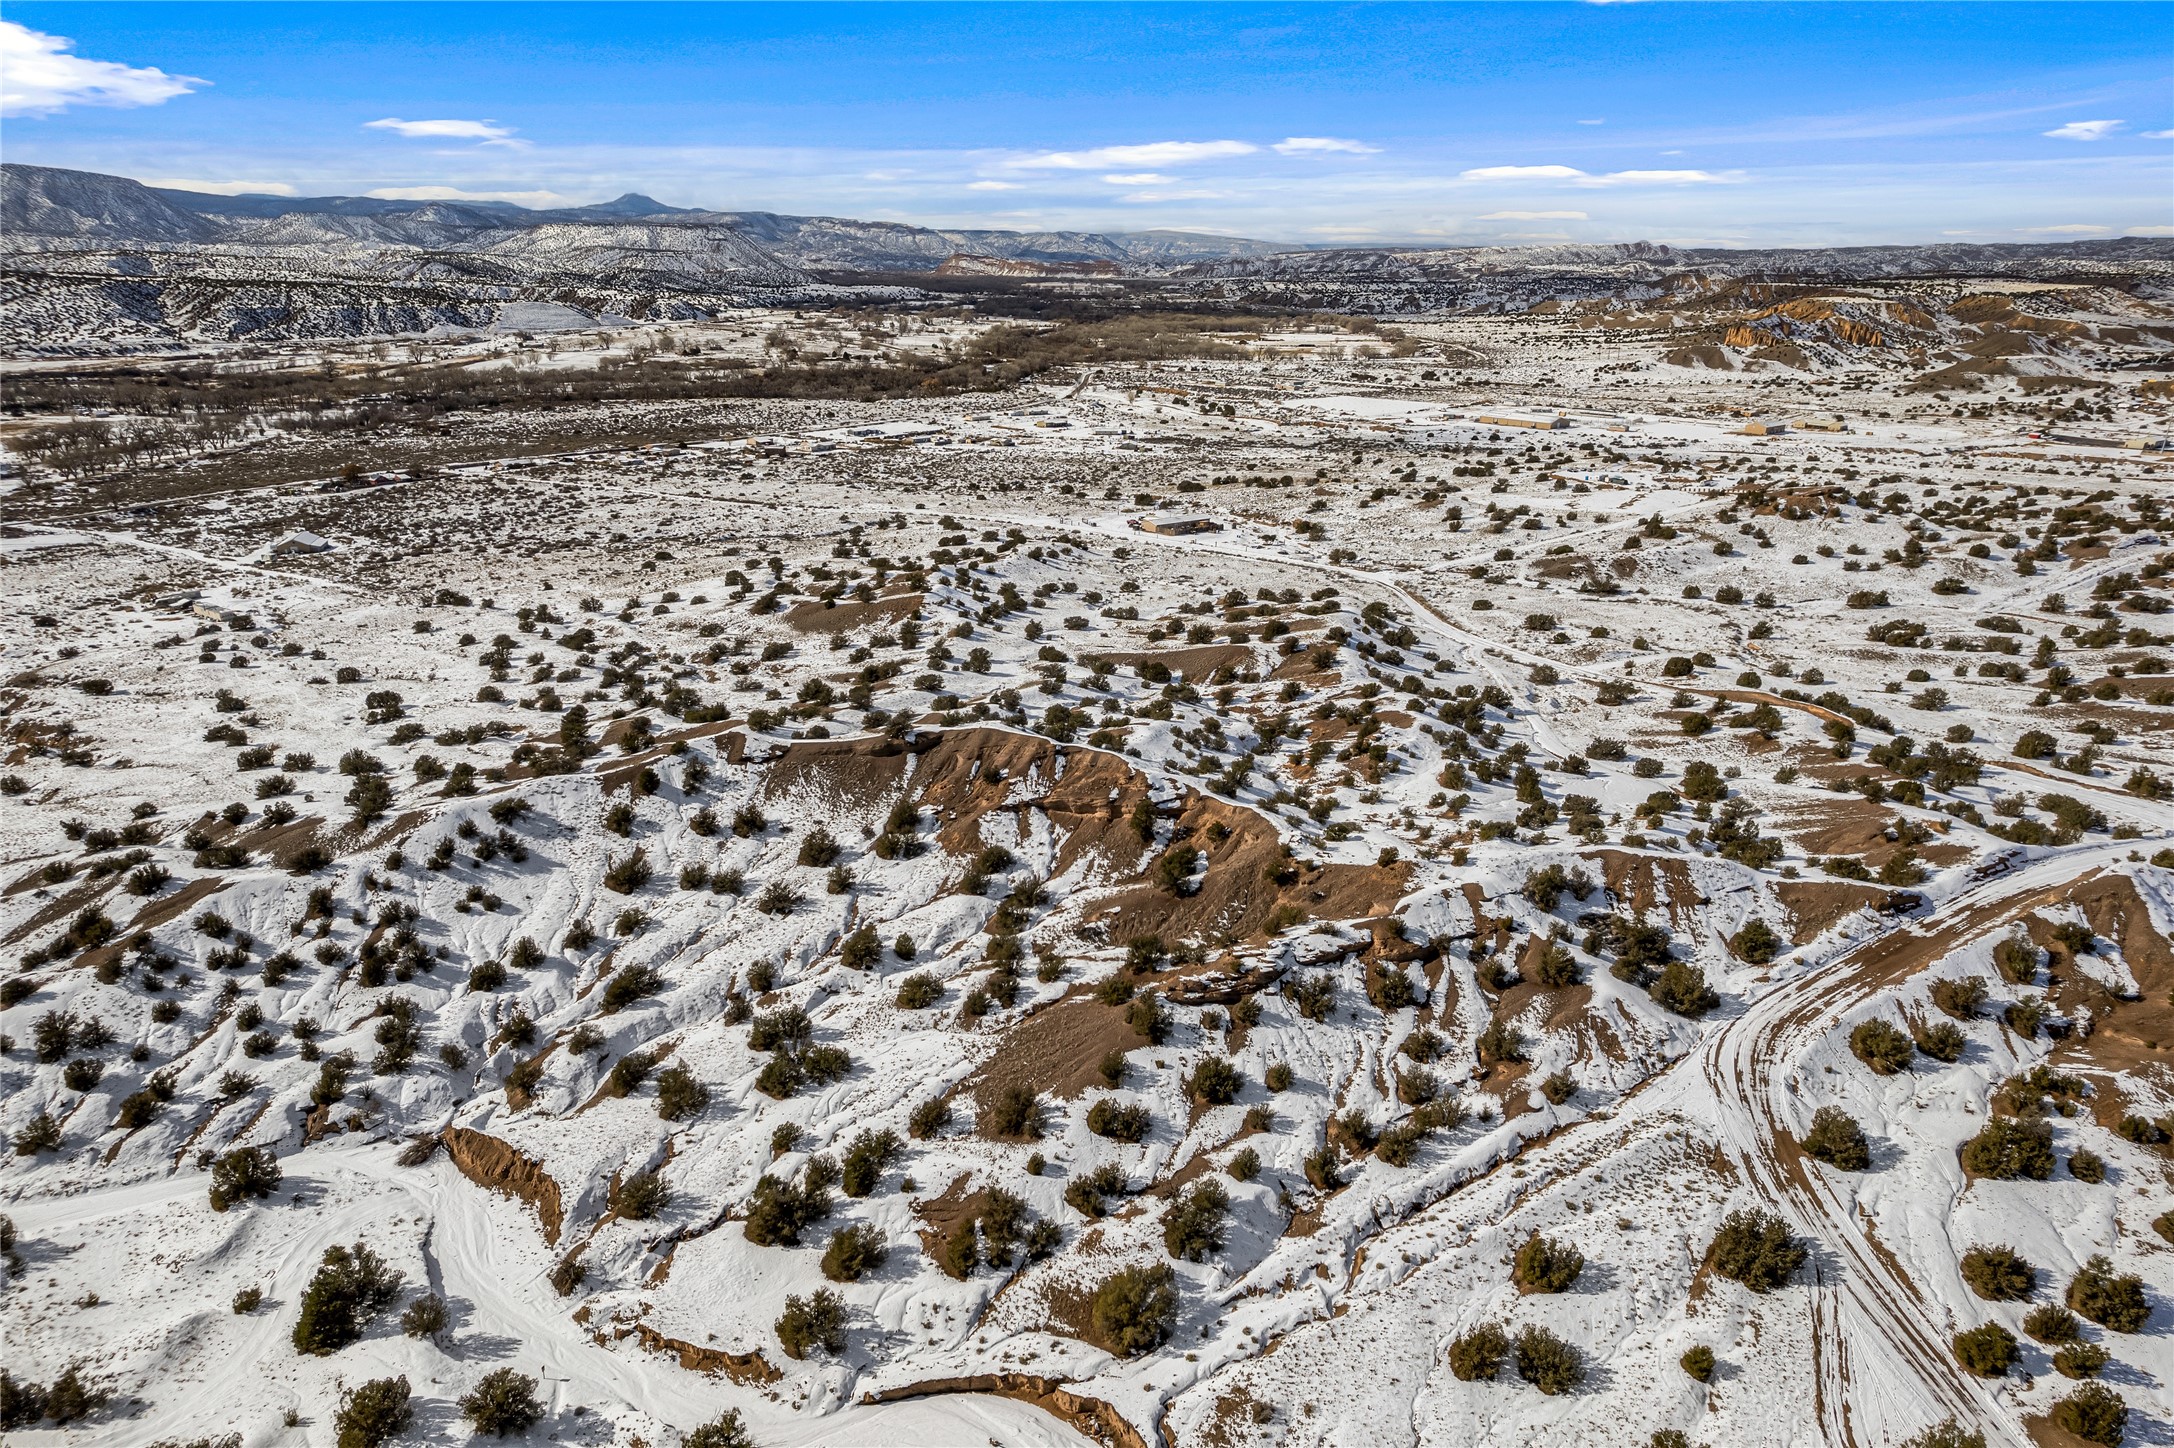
[4,3,2169,246]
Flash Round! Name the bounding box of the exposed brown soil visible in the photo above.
[1089,792,1406,945]
[1773,880,1888,945]
[969,993,1147,1116]
[1083,643,1257,681]
[1,875,117,946]
[910,1172,984,1264]
[613,1319,781,1385]
[2046,874,2174,1119]
[1585,848,1703,927]
[442,1126,566,1245]
[861,1373,1146,1448]
[783,590,924,635]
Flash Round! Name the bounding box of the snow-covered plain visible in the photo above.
[4,295,2173,1448]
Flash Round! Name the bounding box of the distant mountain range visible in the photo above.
[2,164,1287,274]
[3,162,2170,351]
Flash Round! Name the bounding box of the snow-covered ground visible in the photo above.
[4,298,2173,1447]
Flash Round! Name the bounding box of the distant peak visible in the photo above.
[581,193,688,217]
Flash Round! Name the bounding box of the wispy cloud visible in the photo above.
[364,185,568,206]
[365,117,525,148]
[1273,136,1378,155]
[1118,188,1228,204]
[145,177,296,197]
[1582,169,1732,186]
[1006,140,1256,170]
[1461,165,1586,181]
[965,179,1020,191]
[1478,210,1588,220]
[2021,223,2108,233]
[0,20,205,117]
[2042,119,2122,141]
[1101,172,1174,185]
[2140,128,2173,140]
[1576,119,1605,126]
[1461,164,1732,186]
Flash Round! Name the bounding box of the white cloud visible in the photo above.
[1581,169,1733,186]
[1461,164,1588,181]
[2021,223,2108,234]
[1478,210,1589,220]
[1273,136,1379,155]
[1101,172,1174,185]
[2131,225,2174,236]
[965,180,1020,191]
[2042,119,2122,141]
[364,186,570,207]
[365,117,518,143]
[2143,129,2174,140]
[1007,140,1256,170]
[0,21,205,117]
[1118,188,1228,204]
[1576,119,1605,126]
[143,178,297,197]
[1461,164,1730,186]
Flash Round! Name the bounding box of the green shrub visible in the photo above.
[1162,1180,1230,1261]
[208,1146,281,1210]
[1064,1163,1131,1218]
[1679,1345,1714,1382]
[983,1083,1042,1140]
[611,1170,670,1221]
[682,1411,756,1448]
[1801,1106,1870,1170]
[1901,1419,1987,1448]
[1707,1209,1806,1293]
[601,963,664,1013]
[1732,918,1781,964]
[655,1064,709,1121]
[1512,1232,1585,1294]
[1088,1099,1151,1142]
[2050,1381,2128,1446]
[909,1096,951,1139]
[2069,1148,2105,1184]
[776,1287,848,1359]
[1993,936,2038,983]
[841,1128,901,1196]
[1952,1322,2017,1376]
[1959,1244,2035,1301]
[602,847,653,894]
[1913,1020,1966,1063]
[1649,961,1718,1017]
[821,1223,888,1283]
[400,1294,446,1339]
[1513,1324,1585,1394]
[2067,1255,2149,1332]
[1960,1117,2054,1179]
[1930,977,1987,1019]
[459,1367,542,1436]
[233,1285,264,1314]
[1447,1321,1508,1381]
[292,1242,404,1355]
[1849,1019,1915,1074]
[2055,1342,2111,1379]
[895,972,942,1009]
[1188,1056,1242,1106]
[333,1375,411,1448]
[2025,1304,2081,1343]
[1092,1263,1178,1356]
